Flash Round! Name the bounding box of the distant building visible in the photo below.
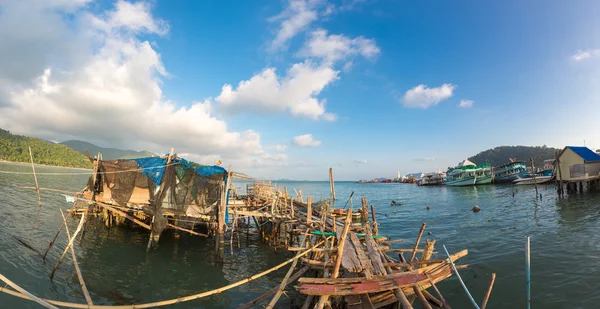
[555,146,600,182]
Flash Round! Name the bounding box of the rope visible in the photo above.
[0,163,178,176]
[0,237,331,309]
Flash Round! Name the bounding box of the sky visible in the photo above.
[1,0,600,180]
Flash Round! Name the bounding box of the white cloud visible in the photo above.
[265,144,287,152]
[216,60,338,120]
[293,134,321,147]
[353,159,367,164]
[459,99,473,108]
[0,0,284,172]
[269,0,321,50]
[297,29,380,64]
[414,157,437,161]
[572,49,600,61]
[402,83,455,108]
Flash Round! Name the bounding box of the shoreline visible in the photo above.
[0,160,91,171]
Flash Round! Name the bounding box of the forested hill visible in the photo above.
[0,129,92,168]
[61,140,156,160]
[468,146,561,168]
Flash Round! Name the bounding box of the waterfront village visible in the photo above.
[359,146,600,194]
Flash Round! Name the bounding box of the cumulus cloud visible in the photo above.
[293,134,321,147]
[297,29,380,64]
[402,83,455,108]
[459,99,473,108]
[572,49,600,61]
[268,0,321,50]
[0,0,284,170]
[216,61,338,120]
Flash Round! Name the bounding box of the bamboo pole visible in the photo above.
[28,147,41,206]
[265,251,301,308]
[413,286,433,309]
[443,245,480,309]
[166,223,208,237]
[0,274,59,309]
[237,266,309,309]
[316,208,352,309]
[481,273,496,309]
[49,213,86,280]
[0,238,331,309]
[60,210,93,306]
[426,273,451,309]
[526,237,531,309]
[306,196,312,225]
[410,222,426,262]
[329,168,336,200]
[42,203,75,260]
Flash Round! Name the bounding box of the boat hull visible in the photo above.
[512,175,553,185]
[445,175,492,186]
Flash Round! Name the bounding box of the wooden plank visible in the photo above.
[365,233,387,275]
[349,232,374,279]
[297,273,428,296]
[336,227,362,272]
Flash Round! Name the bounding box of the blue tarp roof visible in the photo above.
[128,156,227,186]
[567,146,600,162]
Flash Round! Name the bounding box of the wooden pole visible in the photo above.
[1,238,331,309]
[49,213,86,280]
[290,197,295,218]
[28,147,41,206]
[410,222,427,263]
[316,208,352,309]
[426,273,451,309]
[361,197,371,233]
[306,196,312,225]
[329,168,336,200]
[60,210,93,306]
[265,252,301,309]
[530,158,538,198]
[42,203,75,260]
[481,273,496,309]
[370,205,378,235]
[526,237,531,309]
[413,286,433,309]
[0,274,59,309]
[237,266,309,309]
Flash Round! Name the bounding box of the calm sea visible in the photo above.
[1,162,600,308]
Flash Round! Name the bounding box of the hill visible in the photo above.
[468,145,561,168]
[0,129,92,168]
[61,140,156,160]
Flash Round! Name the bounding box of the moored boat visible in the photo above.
[512,169,554,185]
[493,159,528,183]
[445,159,493,186]
[417,171,446,186]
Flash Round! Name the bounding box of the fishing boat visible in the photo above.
[417,171,446,186]
[493,159,528,183]
[445,159,493,186]
[512,169,554,185]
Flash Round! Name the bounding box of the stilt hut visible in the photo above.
[555,146,600,193]
[78,152,228,244]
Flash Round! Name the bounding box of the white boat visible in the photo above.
[417,171,446,186]
[512,175,553,185]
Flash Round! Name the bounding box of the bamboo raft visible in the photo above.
[0,151,488,309]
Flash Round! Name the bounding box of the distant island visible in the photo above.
[0,128,91,168]
[467,145,561,169]
[0,128,157,169]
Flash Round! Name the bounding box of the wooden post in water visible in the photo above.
[28,147,41,207]
[526,237,531,309]
[361,197,371,232]
[60,210,93,306]
[530,158,538,198]
[370,205,379,235]
[329,168,336,200]
[49,213,86,280]
[481,273,496,309]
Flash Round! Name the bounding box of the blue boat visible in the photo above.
[493,160,528,183]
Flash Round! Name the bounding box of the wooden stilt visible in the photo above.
[307,196,312,225]
[329,168,336,200]
[60,210,93,306]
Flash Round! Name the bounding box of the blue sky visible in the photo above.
[1,0,600,180]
